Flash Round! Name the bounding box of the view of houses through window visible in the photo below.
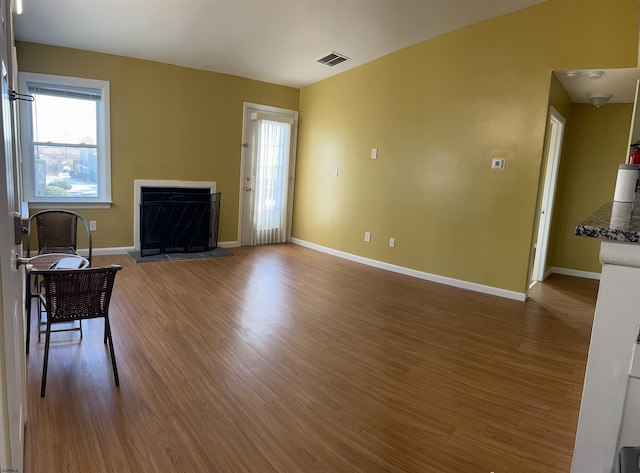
[31,93,98,198]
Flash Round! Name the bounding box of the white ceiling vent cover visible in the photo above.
[317,52,350,67]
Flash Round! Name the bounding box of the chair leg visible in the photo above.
[40,322,52,397]
[25,288,31,355]
[27,274,41,352]
[104,318,119,387]
[38,292,43,342]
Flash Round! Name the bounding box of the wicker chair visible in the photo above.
[25,209,93,355]
[38,265,122,397]
[27,209,92,264]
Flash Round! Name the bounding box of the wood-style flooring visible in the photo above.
[24,244,598,473]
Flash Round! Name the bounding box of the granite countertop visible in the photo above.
[575,201,640,242]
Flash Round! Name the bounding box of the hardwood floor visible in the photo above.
[24,244,598,473]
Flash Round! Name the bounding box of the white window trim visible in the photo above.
[18,72,112,208]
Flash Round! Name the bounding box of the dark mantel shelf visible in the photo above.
[575,200,640,243]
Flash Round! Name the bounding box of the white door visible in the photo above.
[0,0,25,469]
[532,106,565,283]
[239,103,298,246]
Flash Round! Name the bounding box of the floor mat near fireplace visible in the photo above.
[127,247,232,264]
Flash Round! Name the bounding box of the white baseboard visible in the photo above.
[74,247,132,257]
[90,246,135,256]
[83,242,598,295]
[550,266,601,280]
[290,238,526,302]
[218,241,240,248]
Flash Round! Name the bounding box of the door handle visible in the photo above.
[16,257,31,270]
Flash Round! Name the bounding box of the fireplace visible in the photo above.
[133,180,219,256]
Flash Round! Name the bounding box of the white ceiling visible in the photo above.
[14,0,640,101]
[554,68,640,105]
[14,0,548,89]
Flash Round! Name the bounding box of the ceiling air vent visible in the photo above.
[317,52,349,67]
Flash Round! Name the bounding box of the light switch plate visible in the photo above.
[491,157,505,170]
[371,148,378,159]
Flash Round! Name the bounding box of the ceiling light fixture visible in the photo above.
[588,70,605,79]
[587,93,612,108]
[566,71,581,79]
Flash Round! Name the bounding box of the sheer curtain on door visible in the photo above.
[252,118,291,245]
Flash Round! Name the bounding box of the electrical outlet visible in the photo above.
[389,237,395,248]
[364,231,371,242]
[89,220,97,232]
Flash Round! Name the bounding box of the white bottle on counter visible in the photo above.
[613,164,640,202]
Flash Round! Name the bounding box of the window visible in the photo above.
[19,72,111,207]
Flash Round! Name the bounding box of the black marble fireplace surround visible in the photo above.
[140,187,221,257]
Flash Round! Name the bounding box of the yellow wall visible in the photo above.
[548,74,573,123]
[548,103,634,273]
[294,0,637,293]
[530,73,573,277]
[16,42,299,249]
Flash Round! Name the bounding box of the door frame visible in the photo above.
[237,102,299,246]
[531,106,565,284]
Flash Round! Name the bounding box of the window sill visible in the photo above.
[27,201,113,210]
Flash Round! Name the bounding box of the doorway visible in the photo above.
[531,106,565,285]
[238,103,298,246]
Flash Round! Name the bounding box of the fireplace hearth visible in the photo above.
[139,186,220,257]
